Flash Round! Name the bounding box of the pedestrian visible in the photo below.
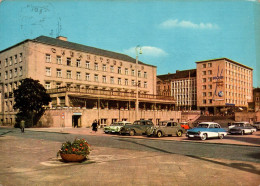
[20,120,25,133]
[92,119,98,133]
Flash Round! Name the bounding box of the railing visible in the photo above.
[47,87,175,101]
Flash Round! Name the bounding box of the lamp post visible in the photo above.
[135,45,142,120]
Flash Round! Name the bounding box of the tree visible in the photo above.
[14,78,51,127]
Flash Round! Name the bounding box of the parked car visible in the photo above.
[229,122,256,135]
[186,122,227,140]
[252,122,260,130]
[228,121,248,131]
[180,122,191,130]
[104,121,132,134]
[120,120,154,136]
[146,121,185,137]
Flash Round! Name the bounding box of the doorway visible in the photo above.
[72,115,81,128]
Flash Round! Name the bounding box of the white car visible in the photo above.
[186,122,228,140]
[229,122,256,135]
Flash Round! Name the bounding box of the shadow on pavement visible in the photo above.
[0,131,12,137]
[117,138,260,176]
[225,135,260,146]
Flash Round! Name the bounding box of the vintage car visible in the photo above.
[104,121,132,134]
[229,122,256,135]
[180,122,191,130]
[186,122,227,140]
[146,121,185,137]
[120,120,154,136]
[252,122,260,130]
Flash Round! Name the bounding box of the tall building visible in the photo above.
[196,58,253,115]
[157,69,197,110]
[0,36,178,126]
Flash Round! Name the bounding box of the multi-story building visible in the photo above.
[0,36,179,126]
[196,58,253,115]
[157,69,197,110]
[253,88,260,112]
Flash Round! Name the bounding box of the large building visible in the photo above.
[157,69,197,110]
[0,36,179,127]
[196,58,253,115]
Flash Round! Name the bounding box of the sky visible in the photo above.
[0,0,259,87]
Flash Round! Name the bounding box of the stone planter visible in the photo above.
[60,153,86,162]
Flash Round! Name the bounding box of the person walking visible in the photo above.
[20,120,25,133]
[92,119,98,133]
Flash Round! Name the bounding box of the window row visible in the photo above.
[2,67,23,80]
[202,63,212,68]
[0,53,23,68]
[46,54,148,78]
[225,62,251,74]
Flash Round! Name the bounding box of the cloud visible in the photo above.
[123,46,168,57]
[160,19,219,29]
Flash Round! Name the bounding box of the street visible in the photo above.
[0,127,259,186]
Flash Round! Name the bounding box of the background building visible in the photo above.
[157,69,197,110]
[0,36,179,126]
[196,58,253,115]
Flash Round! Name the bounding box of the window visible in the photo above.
[208,99,213,104]
[131,70,135,76]
[86,61,90,69]
[9,70,12,79]
[125,68,128,75]
[46,67,51,76]
[85,73,90,81]
[45,82,51,89]
[208,63,212,67]
[102,76,107,83]
[56,69,62,78]
[66,70,72,79]
[208,77,212,82]
[208,70,212,75]
[103,64,107,71]
[125,79,128,85]
[202,85,206,90]
[132,80,135,86]
[203,92,206,97]
[9,57,13,66]
[67,58,72,66]
[19,67,23,76]
[110,77,114,84]
[5,71,8,80]
[202,78,206,83]
[46,54,51,63]
[94,63,98,70]
[138,81,141,87]
[76,72,81,80]
[203,64,206,68]
[94,74,98,82]
[19,53,23,62]
[138,71,141,78]
[57,56,62,65]
[118,78,122,85]
[118,67,121,74]
[144,72,147,78]
[208,92,212,96]
[203,99,206,104]
[110,65,114,73]
[56,83,61,88]
[208,85,212,89]
[5,59,8,67]
[144,81,147,88]
[14,55,17,64]
[76,59,81,67]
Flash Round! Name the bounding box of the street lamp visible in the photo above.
[135,45,142,120]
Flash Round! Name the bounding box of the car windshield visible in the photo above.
[197,124,209,128]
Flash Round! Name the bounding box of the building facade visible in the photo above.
[196,58,253,115]
[157,69,197,110]
[0,36,178,126]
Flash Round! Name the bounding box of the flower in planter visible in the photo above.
[57,138,91,158]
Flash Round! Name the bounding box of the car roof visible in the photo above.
[199,122,219,125]
[118,121,131,124]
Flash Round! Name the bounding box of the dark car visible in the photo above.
[120,120,154,136]
[229,122,256,135]
[252,122,260,130]
[146,121,185,137]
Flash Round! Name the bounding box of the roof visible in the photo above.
[157,69,196,81]
[0,35,155,67]
[196,58,253,70]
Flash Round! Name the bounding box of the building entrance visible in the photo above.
[72,115,81,128]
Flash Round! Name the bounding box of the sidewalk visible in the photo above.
[25,127,260,147]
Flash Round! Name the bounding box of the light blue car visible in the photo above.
[186,122,227,140]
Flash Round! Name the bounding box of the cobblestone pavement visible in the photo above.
[0,127,259,186]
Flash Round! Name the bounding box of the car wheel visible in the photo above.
[177,130,183,137]
[218,134,224,139]
[201,133,207,140]
[157,131,162,138]
[129,130,135,136]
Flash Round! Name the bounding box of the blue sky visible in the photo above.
[0,0,259,87]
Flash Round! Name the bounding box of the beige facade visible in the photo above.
[196,58,253,115]
[0,36,177,126]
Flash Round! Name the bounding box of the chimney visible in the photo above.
[56,36,67,41]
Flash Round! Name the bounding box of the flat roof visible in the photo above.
[196,57,253,70]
